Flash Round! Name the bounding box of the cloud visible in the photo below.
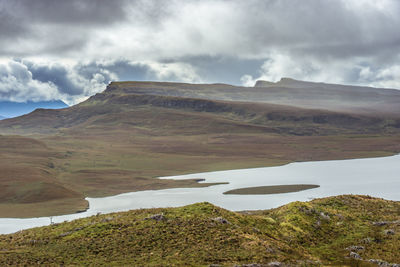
[13,0,129,25]
[2,0,399,61]
[1,0,400,103]
[357,64,400,89]
[0,61,59,102]
[19,60,119,104]
[240,52,400,89]
[0,59,117,104]
[166,55,264,85]
[0,58,204,104]
[25,62,83,95]
[0,0,129,57]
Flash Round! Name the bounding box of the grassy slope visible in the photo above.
[0,195,398,266]
[0,135,88,217]
[0,82,400,217]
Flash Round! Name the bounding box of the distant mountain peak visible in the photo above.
[255,77,323,88]
[279,77,297,82]
[0,100,68,118]
[253,80,272,87]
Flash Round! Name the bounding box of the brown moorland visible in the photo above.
[0,80,399,217]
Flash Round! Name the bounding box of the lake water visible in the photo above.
[1,154,399,234]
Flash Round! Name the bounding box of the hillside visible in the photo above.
[105,79,400,116]
[0,135,88,217]
[0,80,399,217]
[0,195,399,266]
[0,100,68,118]
[1,82,400,136]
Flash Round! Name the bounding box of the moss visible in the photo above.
[0,195,399,266]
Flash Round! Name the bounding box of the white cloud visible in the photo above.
[241,51,400,89]
[146,61,201,83]
[370,65,400,89]
[239,52,332,86]
[0,61,59,102]
[240,75,254,87]
[0,58,204,104]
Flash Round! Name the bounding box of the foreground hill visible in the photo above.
[0,195,399,266]
[0,100,68,118]
[0,80,399,217]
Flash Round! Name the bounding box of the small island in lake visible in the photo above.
[224,184,320,195]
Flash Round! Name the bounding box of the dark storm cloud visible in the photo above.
[0,4,26,38]
[1,0,400,61]
[232,0,400,60]
[2,0,129,25]
[0,0,130,56]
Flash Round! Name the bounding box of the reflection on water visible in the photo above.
[1,154,399,234]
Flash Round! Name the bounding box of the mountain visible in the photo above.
[1,79,399,135]
[1,90,399,136]
[0,80,399,218]
[0,115,6,120]
[0,100,68,118]
[101,79,400,116]
[1,195,399,266]
[253,78,400,116]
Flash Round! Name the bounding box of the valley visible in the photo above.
[2,2,399,265]
[0,80,400,217]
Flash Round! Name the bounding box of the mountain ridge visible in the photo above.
[102,79,400,116]
[255,77,400,93]
[0,100,68,118]
[1,89,399,136]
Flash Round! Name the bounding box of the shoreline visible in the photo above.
[0,153,399,234]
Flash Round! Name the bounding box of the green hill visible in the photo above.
[0,195,399,266]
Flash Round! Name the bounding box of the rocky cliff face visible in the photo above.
[254,79,277,87]
[255,77,328,89]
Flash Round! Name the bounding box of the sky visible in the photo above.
[0,0,399,105]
